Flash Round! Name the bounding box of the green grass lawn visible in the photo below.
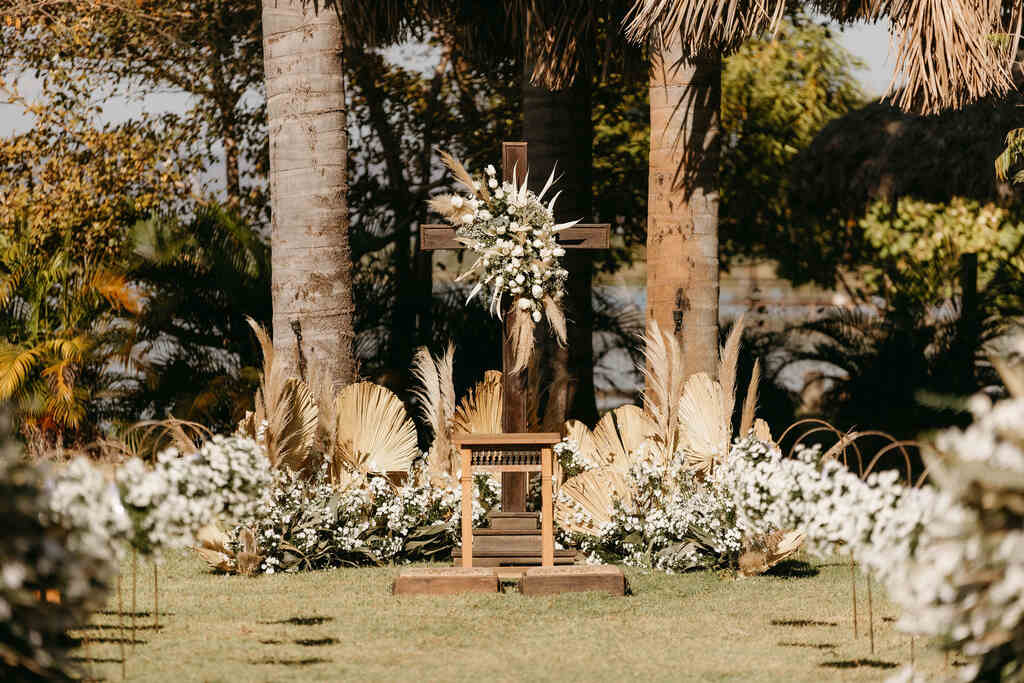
[74,553,957,682]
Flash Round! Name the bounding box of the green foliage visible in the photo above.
[126,206,271,431]
[996,126,1024,185]
[859,197,1024,314]
[720,17,865,267]
[0,228,140,451]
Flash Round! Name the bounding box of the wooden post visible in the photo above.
[541,446,554,567]
[500,143,531,512]
[460,446,473,568]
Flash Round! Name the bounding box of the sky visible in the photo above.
[0,20,895,139]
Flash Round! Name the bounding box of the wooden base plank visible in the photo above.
[392,567,499,596]
[519,566,626,596]
[452,548,576,567]
[488,512,539,530]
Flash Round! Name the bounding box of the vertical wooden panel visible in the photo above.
[500,141,530,512]
[541,447,554,567]
[461,448,473,568]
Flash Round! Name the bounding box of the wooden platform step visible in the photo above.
[519,566,626,596]
[488,511,539,530]
[392,567,499,595]
[452,548,576,567]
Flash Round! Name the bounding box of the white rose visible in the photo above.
[531,284,543,298]
[516,273,526,284]
[462,214,474,224]
[488,178,498,189]
[495,189,505,199]
[517,298,532,311]
[485,164,496,175]
[532,310,542,323]
[553,247,565,257]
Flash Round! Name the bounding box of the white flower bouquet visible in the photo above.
[429,150,578,372]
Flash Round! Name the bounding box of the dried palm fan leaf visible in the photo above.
[564,419,599,467]
[718,314,746,434]
[640,319,686,453]
[738,529,806,577]
[678,372,730,475]
[739,358,761,438]
[591,404,659,473]
[334,382,419,474]
[555,467,634,536]
[452,371,503,435]
[195,524,234,573]
[240,318,319,473]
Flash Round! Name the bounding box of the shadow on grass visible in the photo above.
[770,619,838,627]
[295,638,338,647]
[73,624,165,632]
[259,616,334,626]
[250,657,330,666]
[778,641,837,650]
[97,610,173,618]
[764,560,820,579]
[821,659,898,669]
[72,637,147,646]
[71,656,123,664]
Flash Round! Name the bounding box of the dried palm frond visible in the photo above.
[555,467,634,536]
[753,418,773,443]
[718,314,745,430]
[240,317,318,473]
[565,419,598,466]
[508,307,536,374]
[451,371,503,435]
[738,529,806,576]
[739,359,761,438]
[640,319,686,453]
[334,381,418,473]
[195,524,234,573]
[122,418,211,459]
[624,0,787,56]
[678,372,729,475]
[591,404,659,472]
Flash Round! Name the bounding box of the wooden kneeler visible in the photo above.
[454,433,560,568]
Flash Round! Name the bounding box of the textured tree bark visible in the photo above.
[647,39,721,379]
[523,71,598,427]
[262,0,355,387]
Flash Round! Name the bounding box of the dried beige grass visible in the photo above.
[437,148,489,201]
[718,314,745,429]
[739,358,761,438]
[640,319,686,453]
[543,296,567,346]
[508,308,536,374]
[333,382,418,473]
[678,372,730,475]
[411,345,459,482]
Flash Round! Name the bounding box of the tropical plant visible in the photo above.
[996,126,1024,185]
[126,206,271,431]
[0,230,141,453]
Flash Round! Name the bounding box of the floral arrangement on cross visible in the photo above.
[429,150,578,372]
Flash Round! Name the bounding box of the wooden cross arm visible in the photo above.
[420,224,610,251]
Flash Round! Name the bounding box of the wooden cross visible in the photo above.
[421,141,611,512]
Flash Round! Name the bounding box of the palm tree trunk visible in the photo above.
[523,72,599,428]
[262,0,355,387]
[647,39,721,379]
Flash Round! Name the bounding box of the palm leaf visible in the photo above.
[0,345,42,400]
[451,370,503,435]
[555,467,634,536]
[334,381,418,473]
[678,372,729,475]
[718,314,745,438]
[640,320,685,453]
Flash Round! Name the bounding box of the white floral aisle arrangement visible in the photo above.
[429,150,577,372]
